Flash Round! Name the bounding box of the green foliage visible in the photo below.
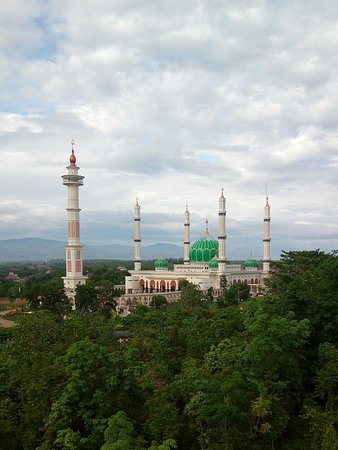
[219,282,250,307]
[75,283,98,312]
[268,250,338,345]
[321,422,338,450]
[179,280,203,307]
[101,411,136,450]
[150,295,168,309]
[75,282,118,316]
[148,439,177,450]
[1,251,338,449]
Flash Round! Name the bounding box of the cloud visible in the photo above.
[1,0,338,259]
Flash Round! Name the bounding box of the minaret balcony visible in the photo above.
[62,175,84,185]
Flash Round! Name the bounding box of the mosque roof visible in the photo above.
[244,258,258,268]
[208,256,219,270]
[189,221,218,263]
[155,256,169,270]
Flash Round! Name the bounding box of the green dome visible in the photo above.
[155,256,169,270]
[190,237,218,263]
[244,258,258,268]
[208,256,219,270]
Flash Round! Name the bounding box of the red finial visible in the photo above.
[70,140,76,165]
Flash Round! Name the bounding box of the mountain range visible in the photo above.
[0,238,182,262]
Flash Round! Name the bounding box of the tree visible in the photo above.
[101,411,136,450]
[150,295,168,309]
[0,312,68,449]
[219,282,250,307]
[179,281,203,307]
[96,280,118,317]
[42,337,117,449]
[75,283,98,313]
[75,282,118,316]
[25,280,71,315]
[268,250,338,346]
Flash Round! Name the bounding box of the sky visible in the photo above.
[1,0,338,260]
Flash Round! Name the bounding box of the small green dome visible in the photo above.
[244,258,258,268]
[208,256,219,270]
[155,256,169,270]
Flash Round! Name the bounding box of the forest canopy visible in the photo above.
[0,250,337,449]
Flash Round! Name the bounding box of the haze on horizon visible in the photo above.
[1,0,338,260]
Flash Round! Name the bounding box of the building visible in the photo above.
[59,148,271,313]
[117,190,271,314]
[62,143,87,303]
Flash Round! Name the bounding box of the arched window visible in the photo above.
[139,279,145,292]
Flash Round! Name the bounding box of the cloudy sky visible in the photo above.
[1,0,338,260]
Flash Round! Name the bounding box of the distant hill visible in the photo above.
[0,238,182,262]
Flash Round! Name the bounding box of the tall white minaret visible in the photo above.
[134,198,141,271]
[183,204,190,264]
[262,195,271,273]
[217,188,227,273]
[62,142,87,301]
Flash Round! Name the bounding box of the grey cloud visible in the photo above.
[1,0,338,259]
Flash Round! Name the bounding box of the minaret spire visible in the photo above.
[62,142,87,304]
[183,204,190,264]
[262,192,271,273]
[204,219,210,238]
[217,187,227,273]
[134,198,141,271]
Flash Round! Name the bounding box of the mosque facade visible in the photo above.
[118,190,271,313]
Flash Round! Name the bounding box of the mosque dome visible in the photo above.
[244,258,258,268]
[208,256,219,270]
[155,256,169,271]
[190,222,218,263]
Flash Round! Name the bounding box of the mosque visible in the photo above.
[123,191,271,301]
[61,147,271,310]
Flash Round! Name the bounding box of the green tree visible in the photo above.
[219,282,250,307]
[25,280,71,315]
[101,411,137,450]
[0,312,68,449]
[150,295,168,309]
[75,283,98,313]
[179,281,203,307]
[75,282,118,316]
[96,280,118,317]
[268,250,338,345]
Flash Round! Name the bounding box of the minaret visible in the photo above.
[183,204,190,264]
[62,142,87,302]
[134,198,141,271]
[217,188,227,273]
[262,195,271,273]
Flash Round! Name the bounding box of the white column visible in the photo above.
[262,196,271,273]
[62,144,87,301]
[134,198,141,271]
[183,205,190,264]
[218,188,227,273]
